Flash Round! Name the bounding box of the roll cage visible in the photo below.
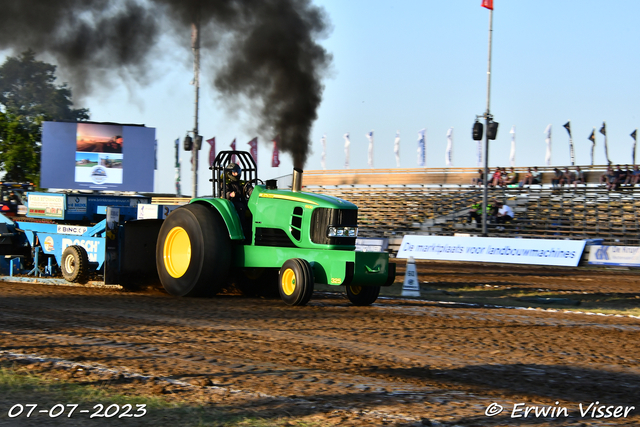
[210,151,258,199]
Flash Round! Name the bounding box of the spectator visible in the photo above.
[573,166,586,188]
[600,166,615,189]
[551,168,562,188]
[621,165,633,187]
[489,167,502,187]
[626,164,640,186]
[468,200,493,228]
[559,167,575,187]
[468,200,483,228]
[521,166,542,187]
[496,201,515,228]
[611,164,625,190]
[471,169,484,187]
[505,167,518,186]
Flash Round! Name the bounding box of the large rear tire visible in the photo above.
[278,258,314,306]
[61,245,89,283]
[346,285,380,306]
[156,204,231,297]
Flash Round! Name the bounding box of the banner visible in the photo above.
[321,134,326,170]
[509,126,516,167]
[600,122,610,165]
[247,137,258,163]
[588,129,596,165]
[271,135,280,167]
[544,124,552,166]
[397,235,586,267]
[481,0,493,10]
[175,138,181,196]
[344,133,350,169]
[445,127,453,167]
[230,138,237,163]
[477,139,483,167]
[417,128,426,167]
[564,121,574,166]
[366,130,374,168]
[394,131,400,167]
[588,245,640,267]
[207,137,215,167]
[631,130,637,165]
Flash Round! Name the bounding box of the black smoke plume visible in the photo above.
[0,0,332,168]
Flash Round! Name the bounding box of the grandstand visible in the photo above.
[302,165,640,246]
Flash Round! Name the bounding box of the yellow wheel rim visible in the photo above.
[163,226,191,278]
[281,268,296,296]
[349,285,362,295]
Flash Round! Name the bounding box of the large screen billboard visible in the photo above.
[41,121,155,192]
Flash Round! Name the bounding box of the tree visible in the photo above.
[0,50,89,184]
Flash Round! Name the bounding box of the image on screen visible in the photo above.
[75,123,124,185]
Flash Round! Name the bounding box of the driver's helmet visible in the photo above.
[225,163,242,181]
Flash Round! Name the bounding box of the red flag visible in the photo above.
[247,137,258,163]
[481,0,493,10]
[230,138,237,163]
[271,136,281,167]
[207,137,216,167]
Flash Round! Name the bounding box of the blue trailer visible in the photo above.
[0,192,165,286]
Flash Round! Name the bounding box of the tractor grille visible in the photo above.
[310,208,358,246]
[255,227,297,247]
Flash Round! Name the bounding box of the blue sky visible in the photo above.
[4,0,640,195]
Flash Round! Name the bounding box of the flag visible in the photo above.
[271,135,280,167]
[445,127,453,167]
[417,129,426,167]
[321,134,326,170]
[476,139,482,167]
[366,130,374,168]
[230,138,237,163]
[343,133,351,169]
[247,137,258,163]
[564,121,574,166]
[631,130,637,165]
[154,139,158,170]
[481,0,493,10]
[588,129,596,166]
[509,126,516,167]
[544,124,552,166]
[600,122,610,165]
[175,138,181,196]
[393,131,400,167]
[207,137,216,167]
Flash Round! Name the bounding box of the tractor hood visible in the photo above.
[251,185,356,210]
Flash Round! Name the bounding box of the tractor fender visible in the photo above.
[189,198,244,240]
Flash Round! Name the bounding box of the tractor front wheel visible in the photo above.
[346,285,380,306]
[278,259,314,306]
[156,204,231,297]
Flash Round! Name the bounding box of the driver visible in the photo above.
[223,163,253,201]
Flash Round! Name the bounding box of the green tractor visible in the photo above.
[156,151,396,306]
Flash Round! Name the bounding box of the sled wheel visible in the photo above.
[61,245,89,283]
[156,204,231,297]
[346,285,380,306]
[278,258,314,306]
[237,268,280,298]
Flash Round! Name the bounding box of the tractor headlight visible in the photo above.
[327,226,358,238]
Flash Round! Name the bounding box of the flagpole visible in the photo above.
[481,7,493,236]
[191,19,200,198]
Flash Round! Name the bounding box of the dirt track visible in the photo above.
[0,265,639,426]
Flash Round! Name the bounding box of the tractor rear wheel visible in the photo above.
[278,258,314,306]
[61,245,89,283]
[156,204,231,297]
[346,285,380,306]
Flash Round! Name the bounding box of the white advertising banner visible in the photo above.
[588,245,640,267]
[397,235,586,267]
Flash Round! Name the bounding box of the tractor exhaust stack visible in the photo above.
[292,168,303,192]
